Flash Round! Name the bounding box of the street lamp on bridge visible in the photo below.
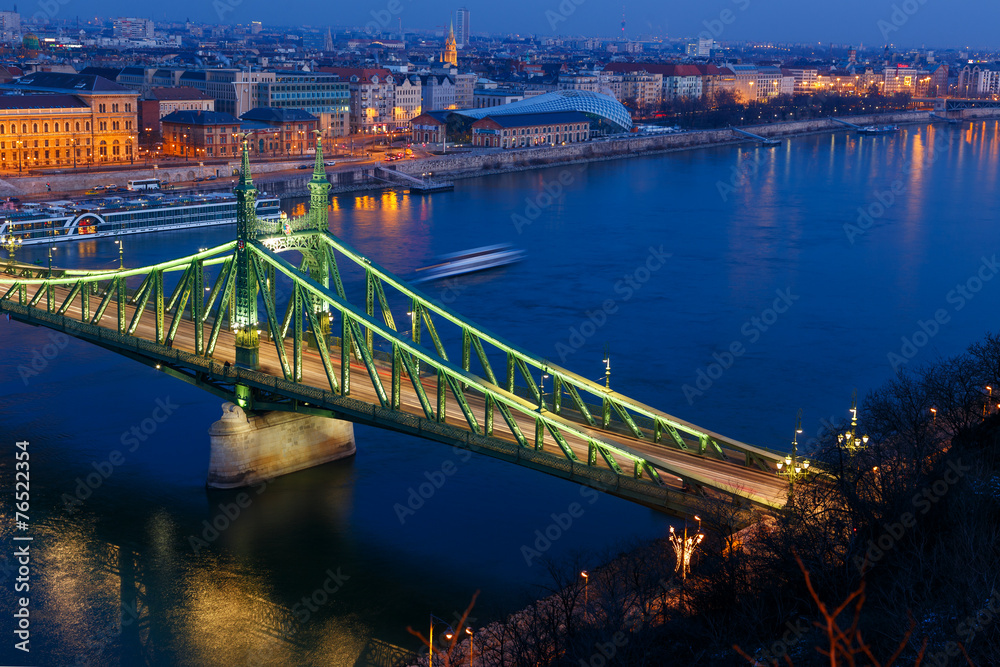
[2,233,22,273]
[777,408,810,493]
[538,371,550,411]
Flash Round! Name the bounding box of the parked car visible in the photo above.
[296,164,310,169]
[206,175,217,181]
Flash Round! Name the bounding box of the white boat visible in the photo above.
[413,244,525,283]
[858,125,899,135]
[0,193,282,246]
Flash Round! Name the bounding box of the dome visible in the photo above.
[22,34,40,50]
[457,89,633,131]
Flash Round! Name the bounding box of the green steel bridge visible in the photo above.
[0,138,791,519]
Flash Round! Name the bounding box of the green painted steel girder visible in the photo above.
[310,232,783,465]
[252,243,718,492]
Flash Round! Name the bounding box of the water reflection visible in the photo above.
[6,122,1000,667]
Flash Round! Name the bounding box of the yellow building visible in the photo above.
[441,22,458,67]
[0,72,139,171]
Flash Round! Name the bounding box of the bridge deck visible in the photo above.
[12,280,789,515]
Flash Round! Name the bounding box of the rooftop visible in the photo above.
[161,109,240,126]
[240,107,318,123]
[0,94,88,110]
[149,87,212,102]
[474,110,590,128]
[5,72,134,94]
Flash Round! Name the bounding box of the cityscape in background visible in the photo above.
[4,5,1000,667]
[0,7,994,171]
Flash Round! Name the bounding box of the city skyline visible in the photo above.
[45,1,1000,51]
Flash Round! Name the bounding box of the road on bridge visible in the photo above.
[31,280,789,511]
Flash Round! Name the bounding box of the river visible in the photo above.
[1,120,999,666]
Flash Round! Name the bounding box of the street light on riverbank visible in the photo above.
[428,614,454,667]
[838,389,869,454]
[670,516,703,581]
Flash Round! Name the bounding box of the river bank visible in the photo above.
[396,108,1000,184]
[5,109,998,200]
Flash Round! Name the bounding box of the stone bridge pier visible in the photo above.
[207,402,356,488]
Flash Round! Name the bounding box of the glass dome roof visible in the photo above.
[458,89,633,131]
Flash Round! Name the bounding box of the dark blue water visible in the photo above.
[2,121,999,666]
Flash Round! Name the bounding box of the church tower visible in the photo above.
[441,20,458,67]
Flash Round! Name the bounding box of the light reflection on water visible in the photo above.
[2,122,1000,665]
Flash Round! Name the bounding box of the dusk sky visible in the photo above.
[116,1,999,50]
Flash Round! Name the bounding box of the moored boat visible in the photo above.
[0,193,282,245]
[857,125,899,135]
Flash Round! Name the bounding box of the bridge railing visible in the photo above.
[313,231,782,469]
[7,295,734,513]
[250,243,785,508]
[0,231,786,506]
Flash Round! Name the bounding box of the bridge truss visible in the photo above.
[0,137,787,517]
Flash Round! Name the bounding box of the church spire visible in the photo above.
[442,18,458,67]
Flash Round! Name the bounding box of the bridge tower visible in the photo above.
[306,132,331,342]
[233,136,260,370]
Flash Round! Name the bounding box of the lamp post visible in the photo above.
[603,345,611,389]
[428,614,454,667]
[2,233,21,273]
[465,627,474,666]
[538,370,549,411]
[669,516,704,582]
[837,389,869,453]
[16,140,22,174]
[46,245,56,311]
[776,409,810,495]
[580,570,589,622]
[986,386,993,417]
[669,514,704,615]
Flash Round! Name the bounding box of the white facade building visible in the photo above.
[0,11,20,43]
[113,17,154,40]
